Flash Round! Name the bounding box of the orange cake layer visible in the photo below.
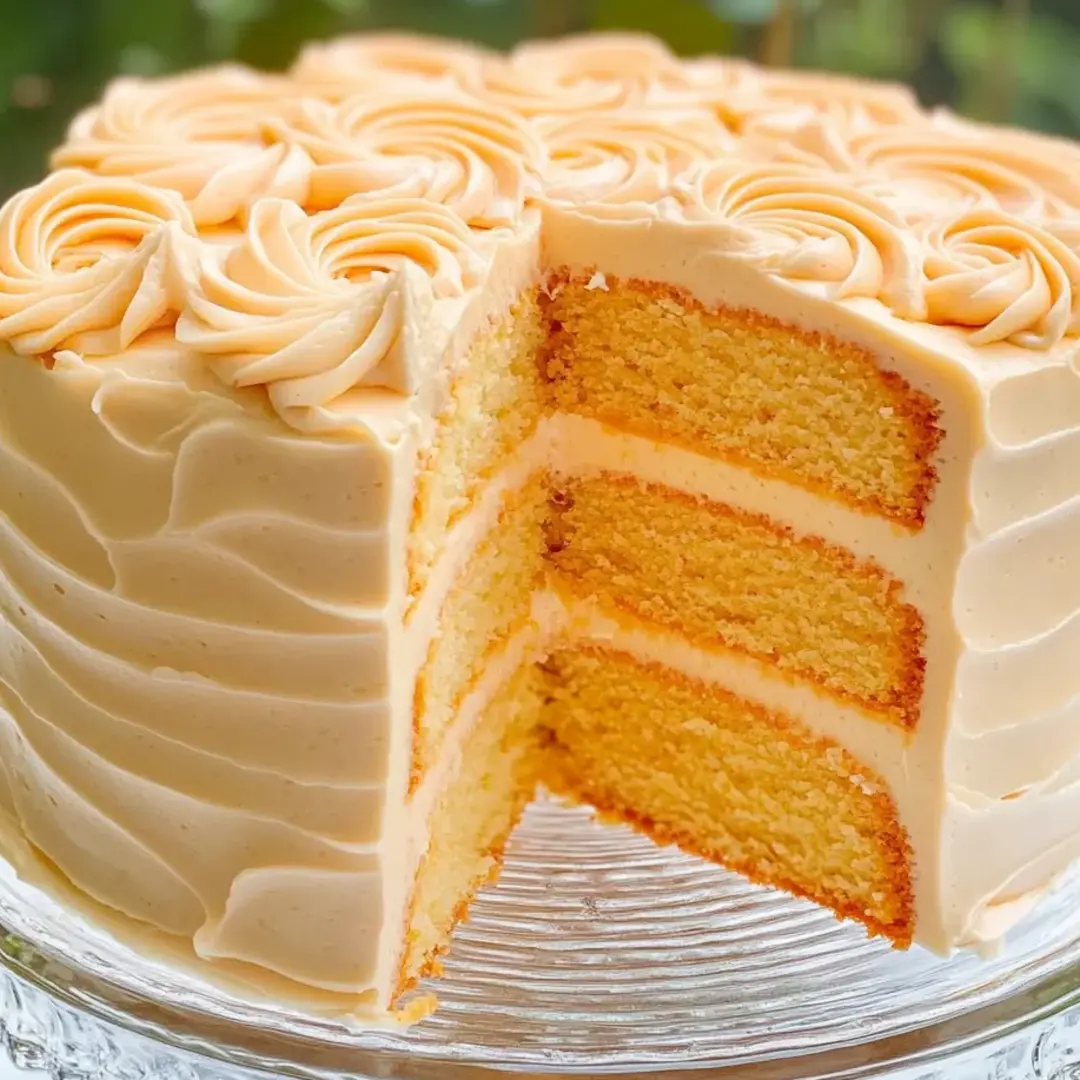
[542,274,942,529]
[542,645,914,944]
[545,472,925,727]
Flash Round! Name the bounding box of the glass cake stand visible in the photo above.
[0,795,1078,1080]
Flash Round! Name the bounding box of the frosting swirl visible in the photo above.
[746,122,1080,224]
[176,197,487,433]
[477,33,685,117]
[290,32,489,100]
[268,93,544,226]
[0,169,197,356]
[923,209,1080,347]
[678,162,925,318]
[51,66,310,227]
[539,112,731,215]
[747,70,923,135]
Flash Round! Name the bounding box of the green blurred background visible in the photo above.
[2,0,1078,197]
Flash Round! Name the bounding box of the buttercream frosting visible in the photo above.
[0,29,1078,1021]
[51,66,310,227]
[176,196,489,434]
[267,92,545,224]
[0,169,197,356]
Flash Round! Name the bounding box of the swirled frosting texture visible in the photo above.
[16,30,1080,363]
[176,196,488,433]
[51,67,310,227]
[267,93,545,225]
[3,30,1080,1010]
[0,170,197,356]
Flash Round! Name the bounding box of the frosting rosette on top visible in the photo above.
[290,32,489,101]
[51,66,311,228]
[176,196,487,434]
[745,122,1080,224]
[0,169,197,357]
[266,92,544,227]
[922,209,1080,348]
[267,92,545,225]
[745,70,923,136]
[677,162,926,319]
[538,112,732,216]
[476,33,687,118]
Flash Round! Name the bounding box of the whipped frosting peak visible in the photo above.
[269,92,545,226]
[0,169,197,357]
[176,196,487,433]
[51,66,310,227]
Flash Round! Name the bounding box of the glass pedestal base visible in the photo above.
[0,796,1078,1079]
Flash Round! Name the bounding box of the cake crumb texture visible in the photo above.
[409,291,547,597]
[412,477,547,786]
[397,663,544,1001]
[541,646,914,945]
[546,473,925,727]
[542,275,942,529]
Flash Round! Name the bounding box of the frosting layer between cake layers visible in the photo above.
[0,30,1077,1017]
[540,205,1080,953]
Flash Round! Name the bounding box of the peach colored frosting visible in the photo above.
[0,169,197,355]
[176,196,487,433]
[268,93,545,225]
[477,33,689,117]
[24,31,1080,373]
[291,32,491,100]
[51,66,310,227]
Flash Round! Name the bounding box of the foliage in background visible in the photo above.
[3,0,1080,195]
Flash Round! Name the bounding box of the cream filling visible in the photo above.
[404,408,1080,960]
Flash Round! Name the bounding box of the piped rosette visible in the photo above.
[51,66,311,228]
[537,110,734,219]
[475,33,687,118]
[740,116,1080,225]
[265,91,545,228]
[676,161,926,319]
[176,196,489,436]
[290,32,490,101]
[922,209,1080,348]
[0,169,198,357]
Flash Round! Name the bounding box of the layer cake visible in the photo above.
[0,32,1077,1020]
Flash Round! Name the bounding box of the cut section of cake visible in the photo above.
[0,31,1078,1022]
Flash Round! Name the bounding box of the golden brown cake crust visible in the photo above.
[541,270,943,530]
[547,472,927,728]
[542,645,916,947]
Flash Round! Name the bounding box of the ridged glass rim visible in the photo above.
[1,797,1079,1078]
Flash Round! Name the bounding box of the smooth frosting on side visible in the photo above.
[0,334,429,1000]
[0,29,1079,1015]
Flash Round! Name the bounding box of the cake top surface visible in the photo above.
[2,31,1079,434]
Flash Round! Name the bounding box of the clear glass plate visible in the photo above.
[0,793,1079,1079]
